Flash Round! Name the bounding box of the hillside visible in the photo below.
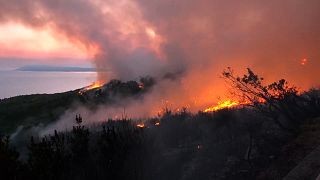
[2,107,320,180]
[0,90,80,133]
[0,77,154,134]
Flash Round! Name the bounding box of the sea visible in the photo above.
[0,70,97,99]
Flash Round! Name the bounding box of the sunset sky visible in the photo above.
[0,22,90,69]
[0,23,85,58]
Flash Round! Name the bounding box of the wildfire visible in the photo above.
[79,81,103,94]
[138,83,144,89]
[301,58,308,65]
[136,123,145,128]
[204,100,240,112]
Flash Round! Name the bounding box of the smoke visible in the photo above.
[1,0,320,124]
[137,0,320,107]
[0,0,174,80]
[136,0,320,84]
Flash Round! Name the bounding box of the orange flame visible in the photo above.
[86,81,103,90]
[301,58,308,65]
[138,83,144,89]
[204,100,240,112]
[136,123,145,128]
[79,81,103,94]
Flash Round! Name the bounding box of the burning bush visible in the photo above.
[222,67,316,133]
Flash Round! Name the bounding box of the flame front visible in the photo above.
[204,100,240,112]
[79,81,103,95]
[136,123,145,128]
[85,81,103,91]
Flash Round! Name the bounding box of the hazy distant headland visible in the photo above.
[16,65,96,72]
[0,67,97,99]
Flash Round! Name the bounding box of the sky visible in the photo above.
[0,0,320,110]
[0,23,85,58]
[0,22,90,69]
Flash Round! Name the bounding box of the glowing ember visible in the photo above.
[136,123,145,128]
[79,81,103,94]
[138,83,144,89]
[204,100,240,112]
[301,58,308,65]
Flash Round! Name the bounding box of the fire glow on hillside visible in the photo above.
[136,123,145,128]
[204,100,246,112]
[79,81,103,95]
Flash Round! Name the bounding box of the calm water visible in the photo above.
[0,71,97,99]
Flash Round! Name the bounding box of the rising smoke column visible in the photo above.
[134,0,320,108]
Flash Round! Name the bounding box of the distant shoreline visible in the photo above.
[16,65,96,72]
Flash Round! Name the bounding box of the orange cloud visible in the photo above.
[0,23,87,59]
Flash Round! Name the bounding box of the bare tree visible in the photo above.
[222,67,301,132]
